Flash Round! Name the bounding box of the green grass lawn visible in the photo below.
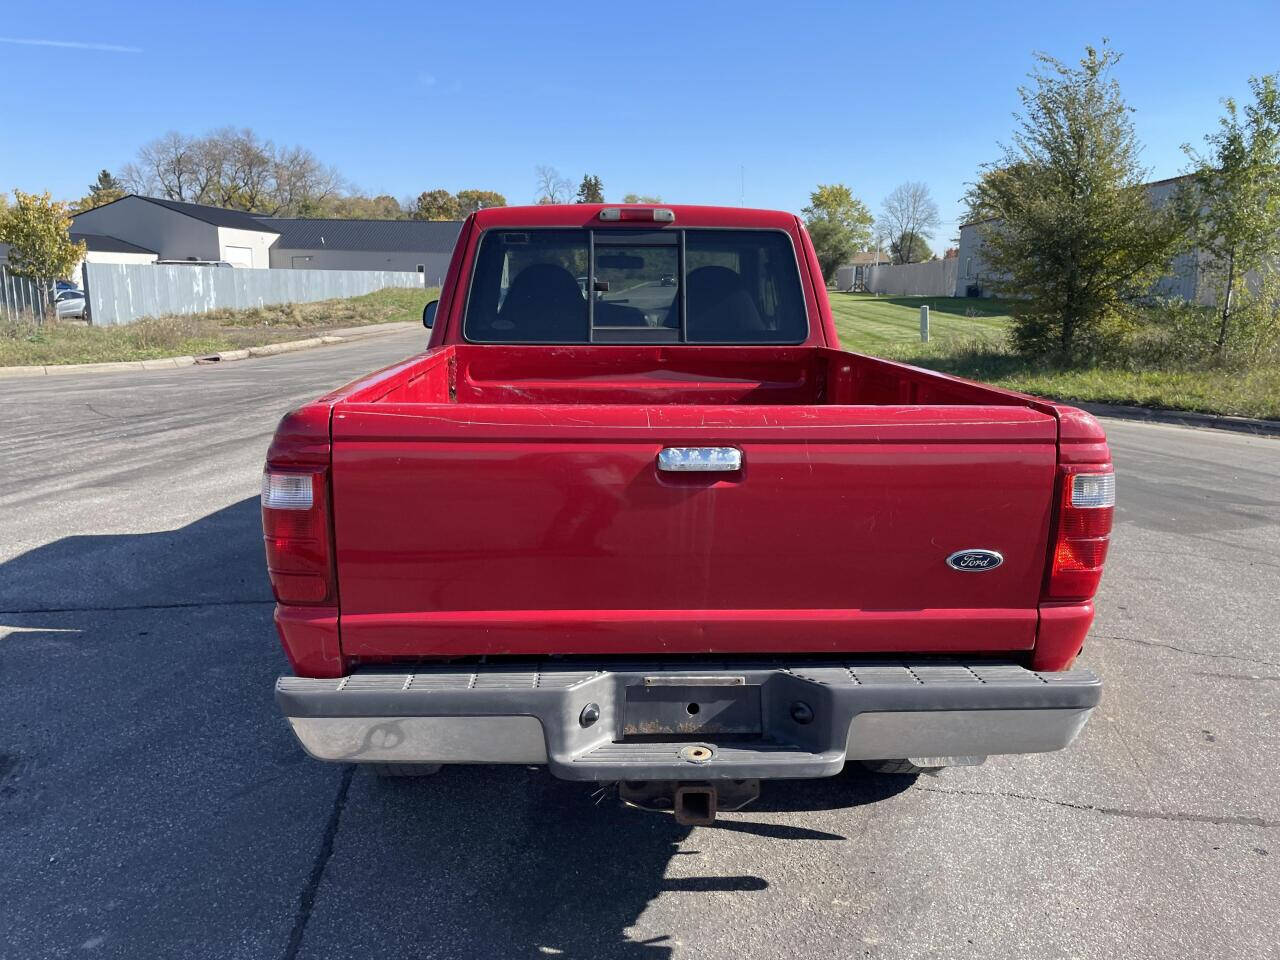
[0,286,436,367]
[828,292,1280,420]
[828,293,1013,352]
[8,286,1276,419]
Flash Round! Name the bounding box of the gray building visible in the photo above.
[67,195,462,283]
[255,218,461,285]
[71,196,280,268]
[954,175,1205,301]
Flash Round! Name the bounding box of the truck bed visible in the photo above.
[324,345,1063,665]
[336,344,1043,407]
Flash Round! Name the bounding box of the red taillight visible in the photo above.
[1047,465,1115,600]
[262,468,335,605]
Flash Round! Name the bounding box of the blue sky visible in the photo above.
[2,0,1278,245]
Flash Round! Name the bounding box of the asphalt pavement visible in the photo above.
[1,332,1277,960]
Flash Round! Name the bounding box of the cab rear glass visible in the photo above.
[463,229,808,344]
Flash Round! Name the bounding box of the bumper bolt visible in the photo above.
[579,702,600,727]
[790,701,814,725]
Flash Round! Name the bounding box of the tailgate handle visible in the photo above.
[657,447,742,472]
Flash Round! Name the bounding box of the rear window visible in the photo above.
[464,229,807,344]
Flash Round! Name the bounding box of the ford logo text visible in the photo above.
[946,549,1004,572]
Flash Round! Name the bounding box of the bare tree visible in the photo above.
[120,131,202,200]
[878,181,941,264]
[271,144,344,215]
[119,128,346,215]
[534,165,572,204]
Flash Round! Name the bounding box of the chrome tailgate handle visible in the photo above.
[657,447,742,472]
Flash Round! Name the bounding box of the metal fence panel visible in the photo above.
[0,266,52,323]
[83,263,426,326]
[865,259,959,298]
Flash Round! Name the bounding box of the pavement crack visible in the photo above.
[915,784,1278,829]
[82,402,124,422]
[284,765,354,960]
[1194,670,1280,683]
[0,598,275,616]
[1091,633,1280,669]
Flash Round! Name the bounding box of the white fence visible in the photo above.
[83,262,426,326]
[865,258,959,298]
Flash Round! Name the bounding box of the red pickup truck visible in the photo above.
[266,204,1111,823]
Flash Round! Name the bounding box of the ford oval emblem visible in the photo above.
[946,549,1004,572]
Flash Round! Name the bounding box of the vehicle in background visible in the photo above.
[265,204,1113,825]
[54,288,87,320]
[154,259,235,268]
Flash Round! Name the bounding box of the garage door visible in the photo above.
[223,245,254,268]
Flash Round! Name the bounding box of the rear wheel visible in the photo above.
[859,758,942,776]
[370,763,443,778]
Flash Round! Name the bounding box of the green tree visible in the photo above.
[455,189,506,215]
[889,232,934,263]
[963,165,1025,224]
[411,189,461,220]
[965,44,1189,357]
[801,183,874,283]
[1184,73,1280,354]
[575,174,605,203]
[622,193,662,203]
[296,193,401,218]
[0,189,86,283]
[72,169,125,212]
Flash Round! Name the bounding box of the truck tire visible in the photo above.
[370,763,443,778]
[859,758,942,776]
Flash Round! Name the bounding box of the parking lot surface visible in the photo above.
[2,333,1277,959]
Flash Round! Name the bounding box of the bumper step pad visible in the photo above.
[277,659,1100,780]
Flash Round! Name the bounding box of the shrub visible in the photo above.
[124,316,207,352]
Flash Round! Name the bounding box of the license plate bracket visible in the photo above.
[622,680,762,737]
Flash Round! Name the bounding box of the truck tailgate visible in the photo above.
[330,403,1058,658]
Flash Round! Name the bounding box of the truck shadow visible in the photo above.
[354,763,912,959]
[0,495,914,960]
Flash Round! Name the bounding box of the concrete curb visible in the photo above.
[0,321,419,378]
[1075,401,1280,438]
[41,356,196,375]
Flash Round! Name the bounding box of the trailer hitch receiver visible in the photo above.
[618,779,761,824]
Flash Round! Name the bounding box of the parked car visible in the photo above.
[54,288,87,320]
[266,204,1112,824]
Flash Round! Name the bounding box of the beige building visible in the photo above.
[835,251,894,292]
